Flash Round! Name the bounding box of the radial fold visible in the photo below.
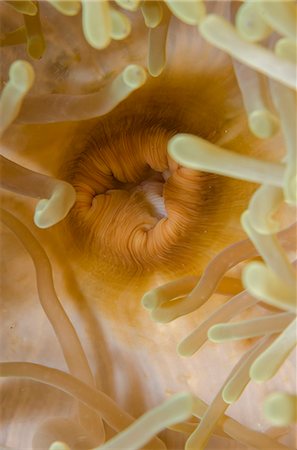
[0,60,34,137]
[169,134,285,186]
[199,14,296,90]
[250,318,297,382]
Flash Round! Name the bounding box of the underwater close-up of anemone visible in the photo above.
[0,0,296,449]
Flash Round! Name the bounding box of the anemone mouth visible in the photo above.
[61,88,255,283]
[63,118,216,276]
[58,66,259,284]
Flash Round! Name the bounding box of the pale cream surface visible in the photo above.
[0,2,296,449]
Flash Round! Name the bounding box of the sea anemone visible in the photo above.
[0,1,296,450]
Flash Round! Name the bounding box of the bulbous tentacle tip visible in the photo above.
[123,65,147,89]
[9,60,35,91]
[248,109,279,139]
[264,392,297,426]
[48,442,71,450]
[34,182,76,229]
